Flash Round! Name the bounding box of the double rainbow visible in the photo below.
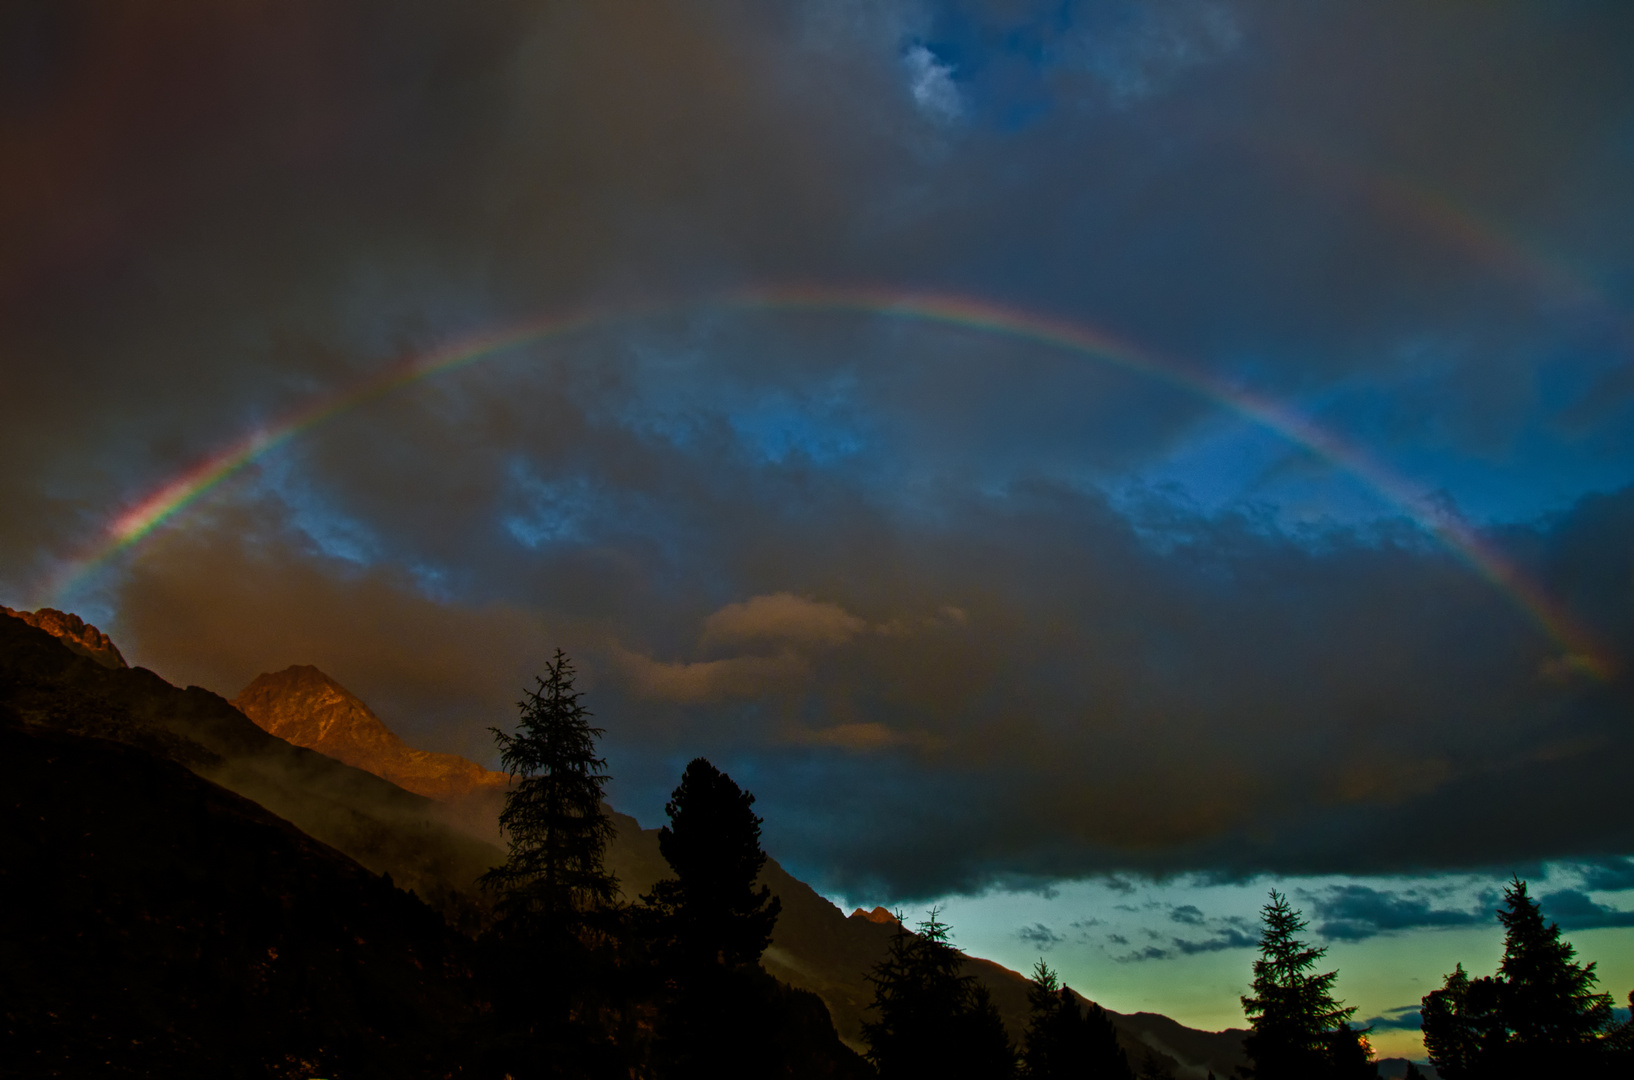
[45,285,1619,680]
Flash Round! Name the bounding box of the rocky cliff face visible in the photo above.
[234,665,511,804]
[0,605,126,668]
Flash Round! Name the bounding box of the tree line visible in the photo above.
[479,651,1634,1079]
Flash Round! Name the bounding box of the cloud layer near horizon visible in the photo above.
[4,1,1634,900]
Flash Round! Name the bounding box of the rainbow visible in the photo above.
[44,285,1619,680]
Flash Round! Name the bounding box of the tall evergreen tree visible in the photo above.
[476,650,622,1079]
[644,758,785,1078]
[1239,892,1375,1080]
[1421,877,1617,1079]
[1022,960,1133,1080]
[1495,877,1614,1062]
[645,756,781,969]
[864,909,1016,1080]
[479,649,618,924]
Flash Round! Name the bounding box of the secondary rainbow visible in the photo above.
[44,285,1619,680]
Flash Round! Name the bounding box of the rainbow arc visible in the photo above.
[44,285,1620,681]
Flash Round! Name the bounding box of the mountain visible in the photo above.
[1,604,126,668]
[0,606,1250,1077]
[0,610,503,930]
[0,715,484,1078]
[234,665,511,803]
[1,610,870,1078]
[235,661,1251,1077]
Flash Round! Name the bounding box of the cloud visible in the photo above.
[1539,889,1634,932]
[1311,885,1490,942]
[612,647,811,705]
[1169,904,1206,925]
[1171,927,1258,955]
[792,722,929,753]
[5,1,1634,904]
[1360,1005,1423,1033]
[700,593,869,651]
[1017,922,1063,951]
[1114,945,1171,964]
[1576,858,1634,893]
[903,43,962,123]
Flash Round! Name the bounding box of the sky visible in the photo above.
[5,0,1634,1062]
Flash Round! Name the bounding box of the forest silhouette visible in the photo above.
[5,616,1632,1078]
[458,652,1634,1079]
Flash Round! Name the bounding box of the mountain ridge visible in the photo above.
[2,608,1253,1077]
[234,664,511,804]
[1,604,127,668]
[232,657,1250,1077]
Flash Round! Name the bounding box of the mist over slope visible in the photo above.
[233,649,1250,1076]
[0,716,484,1078]
[235,664,511,803]
[1,604,1258,1076]
[0,611,501,927]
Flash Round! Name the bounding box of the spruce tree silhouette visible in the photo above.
[1022,960,1134,1080]
[1239,892,1375,1080]
[1421,877,1618,1079]
[863,909,1017,1080]
[644,757,785,1078]
[645,756,781,969]
[477,649,621,1077]
[479,649,617,925]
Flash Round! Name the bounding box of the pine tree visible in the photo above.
[479,649,618,925]
[1423,877,1616,1079]
[1239,891,1374,1080]
[643,758,785,1078]
[645,756,780,969]
[1022,961,1133,1080]
[475,650,622,1079]
[864,909,1017,1080]
[1496,877,1614,1064]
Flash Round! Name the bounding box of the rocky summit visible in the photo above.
[234,664,512,803]
[0,605,126,669]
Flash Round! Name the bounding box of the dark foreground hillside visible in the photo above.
[0,717,482,1079]
[0,612,503,930]
[0,613,872,1078]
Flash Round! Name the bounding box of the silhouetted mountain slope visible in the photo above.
[0,612,503,927]
[0,716,482,1078]
[225,648,1253,1077]
[1,614,878,1078]
[604,817,1246,1076]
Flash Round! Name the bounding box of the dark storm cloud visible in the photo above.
[1309,885,1490,943]
[1361,1006,1423,1033]
[1538,890,1634,933]
[5,2,1634,901]
[1577,858,1634,893]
